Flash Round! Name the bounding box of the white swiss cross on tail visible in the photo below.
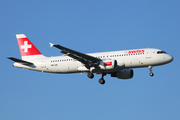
[21,41,32,53]
[16,34,42,58]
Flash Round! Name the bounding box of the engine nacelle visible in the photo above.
[111,69,134,79]
[99,60,117,70]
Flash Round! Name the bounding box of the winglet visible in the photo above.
[49,42,54,47]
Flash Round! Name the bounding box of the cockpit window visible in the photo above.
[157,51,167,54]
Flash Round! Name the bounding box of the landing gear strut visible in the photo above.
[99,73,106,85]
[148,66,154,77]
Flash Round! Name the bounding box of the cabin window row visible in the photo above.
[96,52,144,58]
[51,53,144,62]
[51,59,74,62]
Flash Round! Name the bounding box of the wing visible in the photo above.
[49,43,101,69]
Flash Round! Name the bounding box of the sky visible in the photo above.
[0,0,180,120]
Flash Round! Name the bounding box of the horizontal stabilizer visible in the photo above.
[7,57,33,64]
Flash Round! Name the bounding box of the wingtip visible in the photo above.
[49,42,54,47]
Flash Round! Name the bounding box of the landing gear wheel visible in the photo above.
[99,78,105,85]
[149,72,154,77]
[87,73,94,79]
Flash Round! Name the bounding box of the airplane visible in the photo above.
[8,34,173,85]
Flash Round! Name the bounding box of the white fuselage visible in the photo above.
[13,48,173,74]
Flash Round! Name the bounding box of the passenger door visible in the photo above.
[146,49,151,58]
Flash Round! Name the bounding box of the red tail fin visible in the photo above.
[16,34,42,56]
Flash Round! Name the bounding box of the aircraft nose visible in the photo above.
[167,55,173,63]
[170,55,174,62]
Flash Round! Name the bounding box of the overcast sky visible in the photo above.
[1,0,180,120]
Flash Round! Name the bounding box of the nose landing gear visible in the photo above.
[148,66,154,77]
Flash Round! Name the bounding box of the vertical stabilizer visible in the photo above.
[16,34,46,60]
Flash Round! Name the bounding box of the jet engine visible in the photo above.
[99,60,117,70]
[111,69,134,79]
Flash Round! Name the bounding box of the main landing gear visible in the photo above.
[87,72,94,79]
[148,66,154,77]
[87,72,106,85]
[99,73,106,85]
